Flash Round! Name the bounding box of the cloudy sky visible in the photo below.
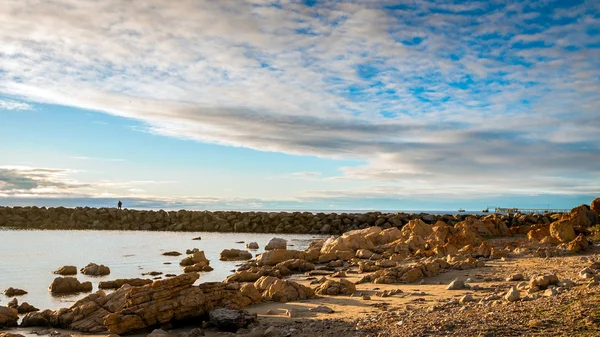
[1,0,599,211]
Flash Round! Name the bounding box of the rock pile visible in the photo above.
[0,205,569,234]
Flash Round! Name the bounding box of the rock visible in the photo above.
[180,251,210,266]
[181,328,205,337]
[80,263,111,276]
[361,294,371,300]
[17,302,39,314]
[219,249,253,261]
[579,267,594,279]
[186,248,200,254]
[192,236,202,240]
[162,251,182,256]
[263,326,283,337]
[285,308,300,318]
[568,234,591,254]
[275,259,315,273]
[182,263,213,273]
[505,287,520,302]
[447,279,465,290]
[549,219,576,243]
[356,249,374,259]
[98,278,153,289]
[591,198,600,216]
[256,249,303,266]
[48,277,92,294]
[529,274,559,290]
[0,333,26,337]
[7,298,17,308]
[246,242,259,250]
[208,308,257,332]
[314,279,356,296]
[148,329,170,337]
[265,238,287,251]
[544,288,558,297]
[0,306,19,328]
[310,305,335,313]
[331,271,347,278]
[255,277,315,302]
[459,294,474,304]
[3,287,27,296]
[506,274,524,282]
[53,266,77,275]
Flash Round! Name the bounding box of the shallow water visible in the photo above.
[0,229,324,311]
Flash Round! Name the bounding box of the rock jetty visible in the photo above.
[0,206,570,234]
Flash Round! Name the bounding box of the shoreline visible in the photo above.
[0,206,561,234]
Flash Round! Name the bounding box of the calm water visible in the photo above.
[0,229,324,311]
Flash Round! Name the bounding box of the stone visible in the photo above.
[447,279,465,290]
[255,277,315,302]
[53,266,77,275]
[579,267,594,279]
[148,329,170,337]
[3,287,27,296]
[192,236,202,240]
[265,238,287,250]
[0,333,25,337]
[529,274,559,290]
[219,249,253,261]
[459,294,475,304]
[182,263,213,273]
[544,288,558,297]
[275,259,315,273]
[505,287,520,302]
[180,251,210,266]
[49,277,92,294]
[208,308,257,332]
[17,302,40,314]
[181,328,204,337]
[356,249,374,259]
[246,242,259,250]
[506,274,524,282]
[263,326,283,337]
[314,279,356,296]
[309,305,334,314]
[549,219,576,243]
[80,263,111,276]
[186,248,200,254]
[256,249,303,266]
[98,278,153,289]
[0,306,19,328]
[162,251,182,256]
[591,198,600,216]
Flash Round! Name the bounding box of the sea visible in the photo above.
[0,229,324,311]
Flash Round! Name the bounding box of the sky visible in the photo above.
[0,0,599,211]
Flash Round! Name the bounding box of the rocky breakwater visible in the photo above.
[0,205,565,234]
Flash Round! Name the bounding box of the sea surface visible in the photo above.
[0,229,325,311]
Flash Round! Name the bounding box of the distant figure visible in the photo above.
[118,200,122,210]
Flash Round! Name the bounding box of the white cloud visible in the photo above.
[0,99,32,111]
[0,0,598,199]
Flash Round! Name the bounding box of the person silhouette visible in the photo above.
[118,200,122,210]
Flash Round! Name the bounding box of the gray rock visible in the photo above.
[208,308,257,332]
[505,287,520,302]
[447,279,465,290]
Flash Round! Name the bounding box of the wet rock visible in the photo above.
[49,277,92,294]
[80,263,111,276]
[4,287,27,296]
[98,278,153,289]
[314,279,356,296]
[162,251,182,256]
[246,242,259,250]
[208,308,257,332]
[53,266,77,275]
[219,249,253,261]
[0,306,19,328]
[18,302,40,314]
[180,251,210,266]
[265,238,287,251]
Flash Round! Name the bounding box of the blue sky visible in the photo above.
[0,0,599,211]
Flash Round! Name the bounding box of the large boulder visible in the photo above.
[569,204,599,228]
[265,238,287,250]
[314,279,356,296]
[549,219,576,243]
[246,242,259,250]
[320,227,381,254]
[54,265,77,275]
[274,259,315,273]
[98,278,153,289]
[49,277,92,294]
[256,249,303,266]
[80,263,111,276]
[208,308,257,332]
[254,277,314,302]
[0,306,18,328]
[591,198,600,216]
[219,249,253,261]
